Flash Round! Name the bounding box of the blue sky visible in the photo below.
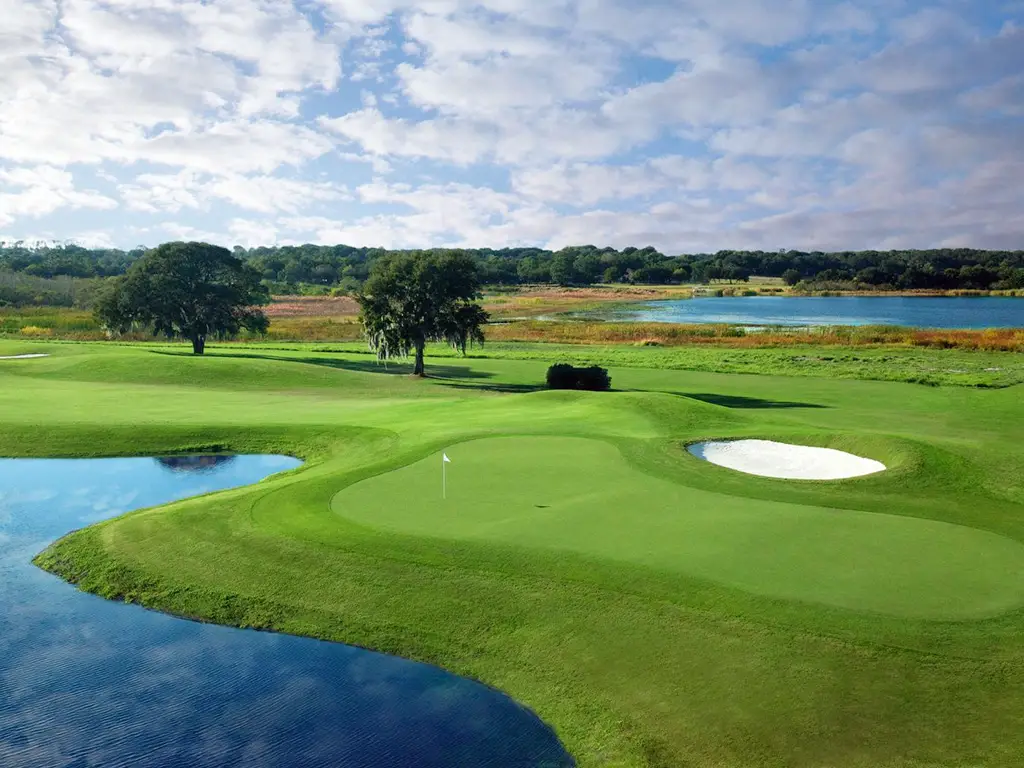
[1,0,1021,253]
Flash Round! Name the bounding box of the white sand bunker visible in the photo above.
[0,354,49,360]
[688,439,886,480]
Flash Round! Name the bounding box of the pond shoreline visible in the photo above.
[569,295,1024,330]
[6,453,572,768]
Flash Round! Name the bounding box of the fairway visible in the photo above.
[335,436,1024,619]
[5,339,1024,767]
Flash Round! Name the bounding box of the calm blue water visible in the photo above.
[591,296,1024,329]
[0,456,572,768]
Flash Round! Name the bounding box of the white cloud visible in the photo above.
[513,163,666,205]
[129,121,336,174]
[157,217,282,247]
[511,156,771,206]
[120,171,204,214]
[320,108,496,164]
[223,217,282,247]
[396,54,610,117]
[601,56,789,129]
[120,170,349,214]
[960,74,1024,116]
[205,176,349,214]
[0,165,118,227]
[1,0,342,171]
[0,0,1020,251]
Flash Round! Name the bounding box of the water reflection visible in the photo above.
[0,455,572,768]
[155,454,238,473]
[580,295,1024,329]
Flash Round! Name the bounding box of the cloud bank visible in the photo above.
[1,0,1021,252]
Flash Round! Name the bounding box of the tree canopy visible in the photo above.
[5,240,1023,302]
[94,241,269,354]
[357,250,489,376]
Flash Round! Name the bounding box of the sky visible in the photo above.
[1,0,1022,253]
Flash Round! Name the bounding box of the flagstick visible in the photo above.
[442,451,452,499]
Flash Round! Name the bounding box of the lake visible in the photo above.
[585,296,1024,329]
[0,455,572,767]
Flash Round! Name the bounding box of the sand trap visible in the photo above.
[0,354,49,360]
[688,439,886,480]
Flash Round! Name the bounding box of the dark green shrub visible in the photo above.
[546,363,578,389]
[576,365,611,391]
[545,363,611,391]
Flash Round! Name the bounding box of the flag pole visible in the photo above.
[442,452,451,499]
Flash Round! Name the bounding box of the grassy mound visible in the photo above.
[6,339,1024,767]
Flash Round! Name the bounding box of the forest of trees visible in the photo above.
[2,240,1023,307]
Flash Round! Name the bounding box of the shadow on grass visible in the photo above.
[151,349,497,380]
[683,392,828,409]
[437,381,548,394]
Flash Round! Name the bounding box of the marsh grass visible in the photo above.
[485,320,1024,351]
[7,304,1022,352]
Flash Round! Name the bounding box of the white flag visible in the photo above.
[443,453,451,463]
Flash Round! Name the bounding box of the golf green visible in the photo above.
[334,436,1024,619]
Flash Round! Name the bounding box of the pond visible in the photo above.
[0,455,572,767]
[582,295,1024,329]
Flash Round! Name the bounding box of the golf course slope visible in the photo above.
[4,340,1023,768]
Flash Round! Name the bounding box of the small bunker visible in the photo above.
[688,439,886,480]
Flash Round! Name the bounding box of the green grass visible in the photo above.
[5,338,1024,767]
[335,436,1024,619]
[250,340,1024,388]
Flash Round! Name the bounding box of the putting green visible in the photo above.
[334,436,1024,619]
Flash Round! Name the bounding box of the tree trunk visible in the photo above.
[413,340,425,377]
[192,334,206,355]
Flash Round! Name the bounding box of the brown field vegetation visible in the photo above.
[3,295,1021,351]
[486,321,1024,351]
[265,296,360,317]
[259,317,363,342]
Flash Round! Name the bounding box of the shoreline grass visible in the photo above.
[4,307,1024,353]
[485,320,1024,351]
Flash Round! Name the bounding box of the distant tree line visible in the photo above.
[2,241,1023,298]
[0,243,144,279]
[0,270,106,308]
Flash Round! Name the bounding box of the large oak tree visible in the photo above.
[357,250,489,377]
[94,241,269,354]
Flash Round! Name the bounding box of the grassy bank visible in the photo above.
[3,339,1024,767]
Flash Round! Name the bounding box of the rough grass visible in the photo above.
[487,320,1024,351]
[4,340,1024,767]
